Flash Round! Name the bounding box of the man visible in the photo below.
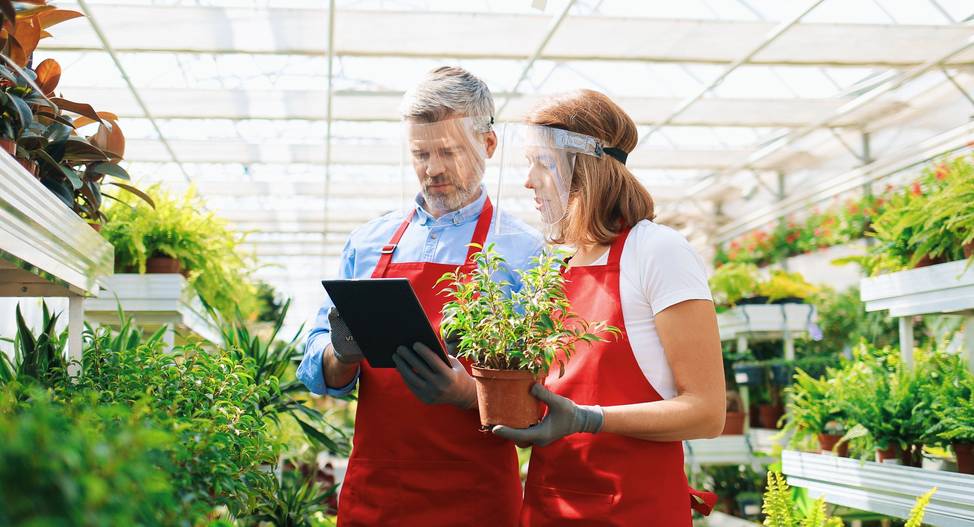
[297,66,543,527]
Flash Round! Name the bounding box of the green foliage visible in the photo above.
[0,303,67,388]
[219,300,351,456]
[102,184,259,319]
[783,369,847,445]
[439,243,619,376]
[810,287,899,353]
[709,262,760,307]
[255,281,286,323]
[241,470,337,527]
[0,385,180,527]
[930,364,974,443]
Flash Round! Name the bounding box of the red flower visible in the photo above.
[911,181,922,196]
[935,164,948,180]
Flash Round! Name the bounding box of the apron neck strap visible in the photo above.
[373,210,415,278]
[372,197,494,278]
[606,226,631,267]
[464,197,493,262]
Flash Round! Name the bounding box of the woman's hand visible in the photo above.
[491,384,604,446]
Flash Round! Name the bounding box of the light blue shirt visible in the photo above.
[296,186,544,396]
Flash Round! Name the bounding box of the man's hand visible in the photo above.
[328,308,364,364]
[392,342,477,409]
[491,384,604,447]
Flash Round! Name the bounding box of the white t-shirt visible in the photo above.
[581,220,712,400]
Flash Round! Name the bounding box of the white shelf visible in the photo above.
[85,273,220,345]
[0,151,114,365]
[684,431,777,468]
[861,259,974,317]
[718,303,815,342]
[782,450,974,527]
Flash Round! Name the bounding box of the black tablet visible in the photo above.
[321,278,449,368]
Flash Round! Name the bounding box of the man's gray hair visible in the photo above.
[400,66,495,132]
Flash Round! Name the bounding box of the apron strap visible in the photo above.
[464,197,494,262]
[373,211,415,278]
[606,226,631,267]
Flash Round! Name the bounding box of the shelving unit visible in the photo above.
[0,152,113,368]
[860,259,974,371]
[84,273,220,347]
[782,450,974,526]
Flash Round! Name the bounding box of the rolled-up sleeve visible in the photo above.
[297,238,360,397]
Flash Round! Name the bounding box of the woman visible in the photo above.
[492,90,725,526]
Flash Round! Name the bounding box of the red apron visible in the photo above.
[337,198,522,527]
[520,227,716,526]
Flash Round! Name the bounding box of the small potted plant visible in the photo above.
[439,244,619,429]
[723,390,745,435]
[930,360,974,474]
[783,369,848,456]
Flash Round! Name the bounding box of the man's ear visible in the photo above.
[484,130,498,159]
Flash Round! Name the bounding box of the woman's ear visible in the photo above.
[484,130,498,158]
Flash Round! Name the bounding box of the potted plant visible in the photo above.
[783,369,849,456]
[929,355,974,474]
[102,185,259,320]
[708,262,760,309]
[439,244,619,428]
[923,154,974,261]
[723,390,745,435]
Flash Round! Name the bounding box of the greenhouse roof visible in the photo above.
[34,0,974,331]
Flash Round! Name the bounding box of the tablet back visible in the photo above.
[321,278,448,368]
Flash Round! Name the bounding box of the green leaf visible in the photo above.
[87,161,130,180]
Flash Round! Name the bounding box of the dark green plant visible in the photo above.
[439,243,619,376]
[0,303,67,388]
[242,470,337,527]
[0,385,181,527]
[219,299,350,456]
[255,281,286,323]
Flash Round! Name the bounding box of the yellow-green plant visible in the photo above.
[439,243,619,376]
[757,270,818,302]
[102,184,258,319]
[761,471,935,527]
[709,262,760,307]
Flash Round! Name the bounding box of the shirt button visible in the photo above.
[430,232,438,239]
[452,216,460,225]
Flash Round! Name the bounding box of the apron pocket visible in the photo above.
[527,483,620,525]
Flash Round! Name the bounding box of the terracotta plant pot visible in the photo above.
[875,444,900,464]
[87,222,102,233]
[0,138,15,156]
[817,433,849,457]
[470,366,542,429]
[758,404,784,429]
[964,241,974,259]
[953,442,974,474]
[146,255,181,274]
[722,411,745,435]
[16,158,38,179]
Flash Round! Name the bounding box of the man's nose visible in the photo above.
[426,153,446,177]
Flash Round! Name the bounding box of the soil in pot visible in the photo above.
[736,296,770,306]
[954,442,974,474]
[757,404,784,429]
[770,297,804,305]
[471,366,542,429]
[722,411,745,435]
[817,433,849,457]
[146,255,181,274]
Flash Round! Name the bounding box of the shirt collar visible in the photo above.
[414,185,487,227]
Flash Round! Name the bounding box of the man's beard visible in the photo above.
[422,176,480,213]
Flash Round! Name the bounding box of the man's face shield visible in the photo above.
[403,116,492,214]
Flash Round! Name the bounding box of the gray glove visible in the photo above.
[491,383,604,447]
[392,342,477,410]
[328,308,364,364]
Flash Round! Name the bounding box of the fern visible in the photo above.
[905,488,937,527]
[799,497,828,527]
[762,472,795,527]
